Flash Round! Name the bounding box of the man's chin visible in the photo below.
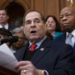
[29,36,42,42]
[30,37,39,40]
[63,28,73,33]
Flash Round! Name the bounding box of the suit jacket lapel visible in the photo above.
[15,42,29,61]
[31,37,52,64]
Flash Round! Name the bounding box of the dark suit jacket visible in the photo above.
[8,23,16,31]
[15,36,73,75]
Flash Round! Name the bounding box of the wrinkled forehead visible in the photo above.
[60,7,75,15]
[25,11,42,21]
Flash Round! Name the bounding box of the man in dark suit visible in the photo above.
[15,10,73,75]
[60,6,75,52]
[0,9,15,31]
[60,6,75,74]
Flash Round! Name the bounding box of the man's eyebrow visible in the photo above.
[25,19,31,22]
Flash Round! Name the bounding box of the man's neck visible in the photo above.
[29,36,47,49]
[30,36,47,43]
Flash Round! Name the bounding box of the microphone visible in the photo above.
[1,36,19,44]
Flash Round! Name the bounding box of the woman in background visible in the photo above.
[45,15,63,39]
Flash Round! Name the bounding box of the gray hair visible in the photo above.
[11,26,23,34]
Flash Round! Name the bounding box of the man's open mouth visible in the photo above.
[31,31,37,33]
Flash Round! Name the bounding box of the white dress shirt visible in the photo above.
[0,23,9,30]
[66,30,75,47]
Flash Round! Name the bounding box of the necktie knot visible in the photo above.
[29,43,37,52]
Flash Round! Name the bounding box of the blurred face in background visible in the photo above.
[46,17,56,33]
[12,31,26,49]
[23,11,46,42]
[60,7,75,32]
[0,10,9,24]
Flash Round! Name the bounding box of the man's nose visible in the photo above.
[61,16,67,21]
[31,21,36,27]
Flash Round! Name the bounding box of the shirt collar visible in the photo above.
[66,29,75,37]
[71,30,75,37]
[29,36,47,49]
[0,23,9,29]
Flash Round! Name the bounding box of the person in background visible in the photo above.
[0,28,12,43]
[45,15,63,39]
[60,6,75,54]
[15,10,73,75]
[0,28,17,53]
[60,6,75,72]
[11,26,27,52]
[0,9,15,31]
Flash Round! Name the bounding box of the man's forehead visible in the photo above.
[60,7,74,14]
[25,11,41,20]
[0,10,6,13]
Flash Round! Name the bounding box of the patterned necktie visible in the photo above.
[29,43,37,53]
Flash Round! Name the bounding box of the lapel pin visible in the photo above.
[40,48,45,51]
